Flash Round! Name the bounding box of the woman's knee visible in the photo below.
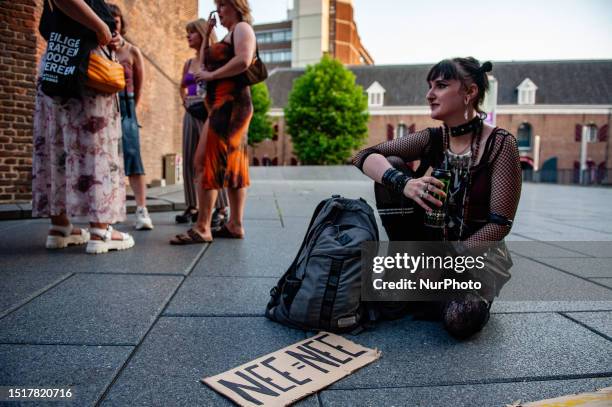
[442,294,491,339]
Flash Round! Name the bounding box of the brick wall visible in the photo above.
[0,0,41,202]
[0,0,197,203]
[257,113,611,169]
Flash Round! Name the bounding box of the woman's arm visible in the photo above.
[52,0,111,45]
[355,128,445,211]
[197,22,255,81]
[131,45,145,106]
[179,59,190,105]
[464,133,522,244]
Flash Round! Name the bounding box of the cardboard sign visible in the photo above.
[202,332,381,406]
[508,386,612,406]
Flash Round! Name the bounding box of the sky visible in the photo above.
[198,0,612,65]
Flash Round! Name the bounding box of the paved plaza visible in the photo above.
[1,166,611,406]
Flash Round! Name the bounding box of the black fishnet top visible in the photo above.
[352,128,522,244]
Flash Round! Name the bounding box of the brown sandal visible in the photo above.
[170,229,212,245]
[212,225,244,239]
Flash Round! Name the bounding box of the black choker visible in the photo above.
[448,117,482,137]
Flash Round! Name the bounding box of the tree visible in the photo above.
[248,82,274,147]
[284,55,369,165]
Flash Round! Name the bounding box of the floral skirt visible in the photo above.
[32,87,126,223]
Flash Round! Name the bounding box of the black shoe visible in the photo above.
[176,208,197,224]
[211,208,228,229]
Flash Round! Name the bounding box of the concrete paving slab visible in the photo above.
[0,274,181,345]
[0,344,133,406]
[0,221,206,275]
[0,270,71,317]
[191,225,302,277]
[543,241,612,258]
[100,317,318,406]
[530,258,612,279]
[323,313,612,389]
[497,256,612,302]
[164,277,277,316]
[491,300,612,313]
[506,241,589,258]
[243,197,282,220]
[564,311,612,339]
[591,278,612,289]
[319,377,612,407]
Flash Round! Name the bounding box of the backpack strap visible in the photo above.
[319,258,344,330]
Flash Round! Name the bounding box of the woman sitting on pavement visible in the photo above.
[175,18,229,227]
[33,0,134,254]
[107,3,154,231]
[352,57,522,338]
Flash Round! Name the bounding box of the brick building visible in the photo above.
[0,0,197,203]
[255,60,612,184]
[253,0,373,70]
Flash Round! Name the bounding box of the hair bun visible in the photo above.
[480,61,493,73]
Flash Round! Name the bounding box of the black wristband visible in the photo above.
[381,168,411,195]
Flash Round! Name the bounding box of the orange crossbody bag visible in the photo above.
[86,47,125,94]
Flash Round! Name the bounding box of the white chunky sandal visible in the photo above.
[46,223,90,249]
[86,225,135,254]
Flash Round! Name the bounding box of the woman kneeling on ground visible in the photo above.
[352,57,522,339]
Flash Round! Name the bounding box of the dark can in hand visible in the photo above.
[431,168,451,202]
[424,168,451,229]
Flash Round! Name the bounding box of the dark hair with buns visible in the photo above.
[426,57,493,115]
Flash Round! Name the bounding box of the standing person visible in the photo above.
[175,18,229,227]
[171,0,255,244]
[352,57,522,338]
[106,3,153,230]
[33,0,134,254]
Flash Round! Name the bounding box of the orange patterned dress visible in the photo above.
[202,38,252,190]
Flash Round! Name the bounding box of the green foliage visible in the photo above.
[248,82,274,147]
[284,55,369,165]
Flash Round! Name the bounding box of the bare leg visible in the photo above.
[129,174,147,207]
[194,188,217,241]
[225,187,246,236]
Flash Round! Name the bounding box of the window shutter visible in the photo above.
[575,124,582,142]
[598,124,609,142]
[387,124,394,141]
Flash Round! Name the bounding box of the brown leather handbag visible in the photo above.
[86,47,126,94]
[243,47,268,85]
[230,31,268,86]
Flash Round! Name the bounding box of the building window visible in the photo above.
[517,78,537,105]
[517,122,532,149]
[260,50,292,63]
[256,29,291,44]
[585,124,598,143]
[396,123,407,139]
[366,81,385,107]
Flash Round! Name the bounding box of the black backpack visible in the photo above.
[265,196,379,333]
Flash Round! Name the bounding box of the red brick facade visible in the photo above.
[0,0,197,203]
[330,0,372,65]
[252,112,612,175]
[0,0,42,202]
